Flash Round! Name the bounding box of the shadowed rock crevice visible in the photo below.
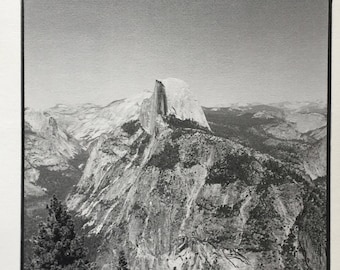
[155,80,168,115]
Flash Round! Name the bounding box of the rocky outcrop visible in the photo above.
[139,80,165,134]
[24,109,84,197]
[303,137,327,180]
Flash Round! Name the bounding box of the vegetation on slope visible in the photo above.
[165,115,211,133]
[26,196,97,270]
[148,142,180,170]
[121,120,141,136]
[206,152,255,186]
[203,107,305,163]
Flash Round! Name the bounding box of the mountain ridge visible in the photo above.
[24,79,327,269]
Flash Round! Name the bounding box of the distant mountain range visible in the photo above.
[24,78,327,269]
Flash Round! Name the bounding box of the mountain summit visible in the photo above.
[140,78,211,134]
[46,78,210,145]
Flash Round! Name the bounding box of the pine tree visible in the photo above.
[29,195,96,270]
[118,250,129,270]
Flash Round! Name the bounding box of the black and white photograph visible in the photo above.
[22,1,330,269]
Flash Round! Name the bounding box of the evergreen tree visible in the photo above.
[29,195,96,270]
[118,250,129,270]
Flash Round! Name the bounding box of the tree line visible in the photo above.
[25,195,129,270]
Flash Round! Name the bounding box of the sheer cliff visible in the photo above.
[140,78,211,134]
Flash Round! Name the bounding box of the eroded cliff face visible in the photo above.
[140,80,166,134]
[140,78,211,134]
[66,117,324,269]
[155,80,168,115]
[24,109,84,197]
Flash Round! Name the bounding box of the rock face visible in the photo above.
[24,109,84,197]
[140,78,211,134]
[155,80,168,115]
[161,78,210,130]
[303,137,327,180]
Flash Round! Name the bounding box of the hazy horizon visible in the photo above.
[25,0,328,109]
[25,90,327,111]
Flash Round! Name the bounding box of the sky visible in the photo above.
[24,0,329,109]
